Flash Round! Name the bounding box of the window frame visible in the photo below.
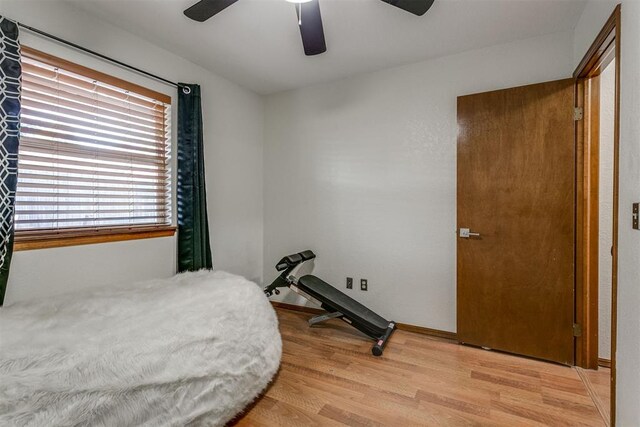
[14,46,175,251]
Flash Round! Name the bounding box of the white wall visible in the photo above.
[1,0,264,303]
[598,62,615,361]
[6,238,177,302]
[574,1,640,424]
[264,31,575,331]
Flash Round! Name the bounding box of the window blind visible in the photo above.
[16,48,172,232]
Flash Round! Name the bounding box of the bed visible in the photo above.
[0,270,282,426]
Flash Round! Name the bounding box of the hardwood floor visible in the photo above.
[231,308,607,426]
[577,367,612,426]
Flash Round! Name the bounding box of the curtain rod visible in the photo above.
[16,21,180,89]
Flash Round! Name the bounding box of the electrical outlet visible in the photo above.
[346,277,353,289]
[360,279,368,291]
[633,203,639,230]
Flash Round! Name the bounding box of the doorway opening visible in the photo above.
[574,5,620,426]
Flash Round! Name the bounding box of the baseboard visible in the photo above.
[270,301,458,342]
[395,323,457,341]
[598,358,611,368]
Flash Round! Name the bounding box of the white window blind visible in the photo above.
[16,48,171,233]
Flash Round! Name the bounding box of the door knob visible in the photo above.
[459,228,480,238]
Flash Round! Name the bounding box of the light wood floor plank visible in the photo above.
[576,367,611,426]
[230,308,608,426]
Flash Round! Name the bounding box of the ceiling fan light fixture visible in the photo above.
[285,0,312,3]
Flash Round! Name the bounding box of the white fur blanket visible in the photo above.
[0,270,282,426]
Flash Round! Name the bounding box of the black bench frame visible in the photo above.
[264,250,396,356]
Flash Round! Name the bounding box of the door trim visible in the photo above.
[573,4,620,426]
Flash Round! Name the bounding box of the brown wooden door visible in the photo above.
[457,79,575,365]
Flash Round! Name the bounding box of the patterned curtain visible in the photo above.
[0,17,21,305]
[177,84,213,272]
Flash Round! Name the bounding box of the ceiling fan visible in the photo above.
[183,0,435,56]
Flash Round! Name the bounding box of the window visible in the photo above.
[15,47,174,250]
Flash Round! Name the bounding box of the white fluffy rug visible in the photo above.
[0,270,282,426]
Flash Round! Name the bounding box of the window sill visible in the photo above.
[14,225,177,251]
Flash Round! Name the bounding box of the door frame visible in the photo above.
[573,3,620,425]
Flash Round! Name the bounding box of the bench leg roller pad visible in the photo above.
[371,322,396,356]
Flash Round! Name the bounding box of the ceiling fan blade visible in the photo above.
[380,0,435,16]
[295,0,327,56]
[184,0,240,22]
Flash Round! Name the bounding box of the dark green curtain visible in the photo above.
[0,17,21,305]
[177,84,213,272]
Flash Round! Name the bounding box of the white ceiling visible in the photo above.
[67,0,587,95]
